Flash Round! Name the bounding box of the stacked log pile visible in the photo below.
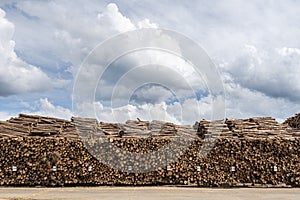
[230,117,300,138]
[0,114,299,187]
[0,114,77,138]
[284,113,300,129]
[225,117,279,138]
[195,117,300,139]
[194,120,231,139]
[73,117,196,139]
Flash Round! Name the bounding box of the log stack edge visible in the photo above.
[0,113,299,187]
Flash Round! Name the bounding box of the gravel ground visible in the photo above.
[0,187,299,200]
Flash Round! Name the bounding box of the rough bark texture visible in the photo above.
[284,113,300,129]
[0,114,299,187]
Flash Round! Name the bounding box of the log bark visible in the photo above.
[0,113,299,187]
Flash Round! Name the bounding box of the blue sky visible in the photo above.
[0,0,300,124]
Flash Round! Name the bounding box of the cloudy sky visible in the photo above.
[0,0,300,124]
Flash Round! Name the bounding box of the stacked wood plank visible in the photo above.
[0,113,299,187]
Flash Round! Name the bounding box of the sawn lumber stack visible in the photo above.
[0,113,299,187]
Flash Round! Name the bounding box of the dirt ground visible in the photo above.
[0,187,299,200]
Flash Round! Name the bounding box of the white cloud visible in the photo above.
[75,94,224,125]
[110,102,181,124]
[97,3,135,32]
[12,2,159,73]
[224,82,300,122]
[30,98,73,120]
[79,100,184,124]
[276,47,300,57]
[0,1,300,124]
[94,50,207,106]
[0,111,15,121]
[138,18,158,29]
[66,4,213,123]
[0,8,65,96]
[222,45,300,102]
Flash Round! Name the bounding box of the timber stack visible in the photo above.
[284,113,300,129]
[0,113,299,187]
